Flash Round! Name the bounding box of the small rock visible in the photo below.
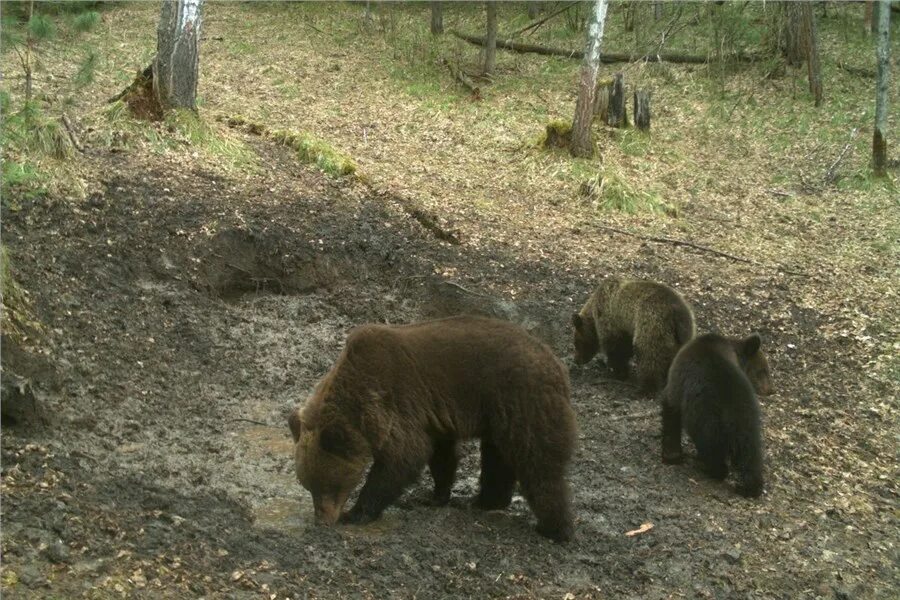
[722,548,742,564]
[43,541,71,564]
[18,565,47,587]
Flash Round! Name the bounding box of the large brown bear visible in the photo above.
[572,277,696,394]
[661,332,774,497]
[288,315,577,542]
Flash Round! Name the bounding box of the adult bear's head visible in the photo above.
[288,403,369,525]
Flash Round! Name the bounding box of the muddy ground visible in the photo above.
[2,136,897,599]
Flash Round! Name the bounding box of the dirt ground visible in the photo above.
[2,2,898,599]
[2,130,897,599]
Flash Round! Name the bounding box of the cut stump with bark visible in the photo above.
[607,72,627,128]
[634,90,650,131]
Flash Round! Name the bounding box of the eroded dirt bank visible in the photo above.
[1,142,897,599]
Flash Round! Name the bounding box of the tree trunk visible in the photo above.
[607,72,626,128]
[483,2,498,76]
[865,1,875,34]
[781,2,804,67]
[801,2,823,107]
[633,90,650,131]
[528,2,540,20]
[154,0,204,111]
[431,2,443,35]
[873,0,891,176]
[654,1,663,21]
[569,0,610,158]
[24,0,35,102]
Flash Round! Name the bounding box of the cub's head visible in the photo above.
[734,333,774,397]
[288,407,369,525]
[572,312,599,365]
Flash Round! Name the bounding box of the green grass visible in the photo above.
[165,109,257,169]
[582,167,673,216]
[269,129,357,178]
[1,160,47,202]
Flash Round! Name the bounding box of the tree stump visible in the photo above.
[633,89,650,131]
[593,79,612,122]
[606,72,627,128]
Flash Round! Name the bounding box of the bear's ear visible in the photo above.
[741,333,762,357]
[319,424,353,458]
[288,409,304,443]
[572,313,583,330]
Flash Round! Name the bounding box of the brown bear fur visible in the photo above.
[572,277,696,394]
[288,315,577,542]
[661,332,775,498]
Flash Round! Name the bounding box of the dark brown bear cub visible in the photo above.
[288,315,577,542]
[572,277,696,394]
[661,332,774,497]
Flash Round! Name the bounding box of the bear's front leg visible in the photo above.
[340,459,424,524]
[660,400,684,464]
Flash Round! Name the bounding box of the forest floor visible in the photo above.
[2,2,898,599]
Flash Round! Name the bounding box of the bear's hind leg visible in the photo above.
[429,438,458,506]
[341,455,427,524]
[474,438,516,510]
[519,475,574,543]
[694,437,729,480]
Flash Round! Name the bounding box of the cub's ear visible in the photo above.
[319,424,353,458]
[572,313,583,330]
[288,409,303,443]
[741,333,762,357]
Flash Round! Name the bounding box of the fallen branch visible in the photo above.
[584,223,809,277]
[609,409,657,421]
[61,114,84,153]
[442,59,481,99]
[824,127,860,184]
[836,60,875,79]
[229,417,271,427]
[507,1,578,37]
[451,31,759,64]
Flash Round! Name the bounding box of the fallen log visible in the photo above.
[442,59,481,99]
[451,30,758,64]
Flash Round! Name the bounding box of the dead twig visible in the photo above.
[609,409,658,422]
[229,417,271,427]
[585,223,809,277]
[61,114,84,153]
[824,127,860,184]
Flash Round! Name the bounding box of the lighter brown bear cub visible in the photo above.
[288,315,577,542]
[573,277,696,394]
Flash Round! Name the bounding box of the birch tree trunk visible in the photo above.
[154,0,204,111]
[873,0,891,176]
[431,2,443,35]
[483,2,498,76]
[570,0,610,158]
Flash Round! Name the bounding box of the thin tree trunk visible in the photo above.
[781,2,803,67]
[528,2,540,20]
[154,0,204,111]
[801,2,823,107]
[570,0,610,158]
[24,0,34,102]
[483,2,498,76]
[865,1,875,34]
[431,2,443,35]
[873,0,891,176]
